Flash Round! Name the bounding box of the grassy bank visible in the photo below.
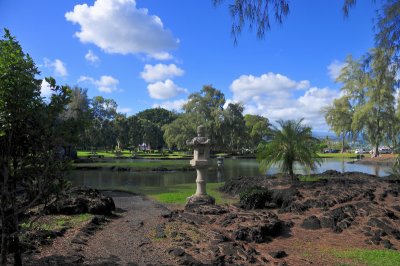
[72,160,191,171]
[21,213,93,231]
[317,152,358,159]
[77,150,192,159]
[299,176,328,182]
[101,182,236,206]
[78,150,359,160]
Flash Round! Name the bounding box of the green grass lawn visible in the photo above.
[73,159,191,171]
[147,183,236,205]
[101,182,236,206]
[77,150,192,159]
[21,213,93,231]
[331,248,400,266]
[299,176,328,182]
[317,152,358,158]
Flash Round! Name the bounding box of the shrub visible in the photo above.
[239,186,271,210]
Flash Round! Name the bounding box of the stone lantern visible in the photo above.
[186,125,215,207]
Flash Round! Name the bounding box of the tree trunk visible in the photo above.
[289,164,295,182]
[341,133,345,153]
[374,144,379,158]
[12,234,21,266]
[1,162,9,265]
[11,159,22,266]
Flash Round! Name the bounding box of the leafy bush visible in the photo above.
[239,186,271,210]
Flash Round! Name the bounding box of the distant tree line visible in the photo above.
[67,85,271,154]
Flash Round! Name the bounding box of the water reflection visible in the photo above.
[67,158,390,190]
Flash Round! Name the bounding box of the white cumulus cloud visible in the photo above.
[152,99,187,111]
[147,79,187,100]
[141,63,184,82]
[229,72,340,131]
[41,79,53,97]
[230,72,310,102]
[327,60,347,81]
[65,0,178,59]
[85,50,100,64]
[44,58,68,77]
[78,75,119,93]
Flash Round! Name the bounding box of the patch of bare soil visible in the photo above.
[25,192,178,265]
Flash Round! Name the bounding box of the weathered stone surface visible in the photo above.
[235,218,284,243]
[271,187,301,209]
[269,250,288,258]
[367,217,400,239]
[167,247,185,257]
[155,224,166,238]
[301,215,321,230]
[186,204,227,215]
[383,239,396,250]
[320,216,335,228]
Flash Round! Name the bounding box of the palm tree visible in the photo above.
[257,118,321,181]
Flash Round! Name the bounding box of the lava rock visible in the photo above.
[45,187,115,215]
[301,215,321,230]
[368,217,400,239]
[382,239,396,250]
[235,219,284,243]
[269,250,288,258]
[270,187,301,209]
[320,216,335,228]
[187,204,227,215]
[168,247,186,257]
[155,224,166,238]
[386,211,398,220]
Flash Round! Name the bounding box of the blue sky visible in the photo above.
[0,0,381,132]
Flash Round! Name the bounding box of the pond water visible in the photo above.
[67,158,390,191]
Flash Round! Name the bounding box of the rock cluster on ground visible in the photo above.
[45,187,115,215]
[20,187,115,262]
[161,171,400,265]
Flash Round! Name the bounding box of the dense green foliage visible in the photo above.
[37,83,270,154]
[162,85,270,152]
[76,102,176,151]
[324,97,353,152]
[258,119,321,180]
[330,48,399,156]
[0,29,72,264]
[244,114,270,151]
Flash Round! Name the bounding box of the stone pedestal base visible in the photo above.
[185,194,215,210]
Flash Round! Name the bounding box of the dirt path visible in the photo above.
[26,192,177,266]
[81,191,174,265]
